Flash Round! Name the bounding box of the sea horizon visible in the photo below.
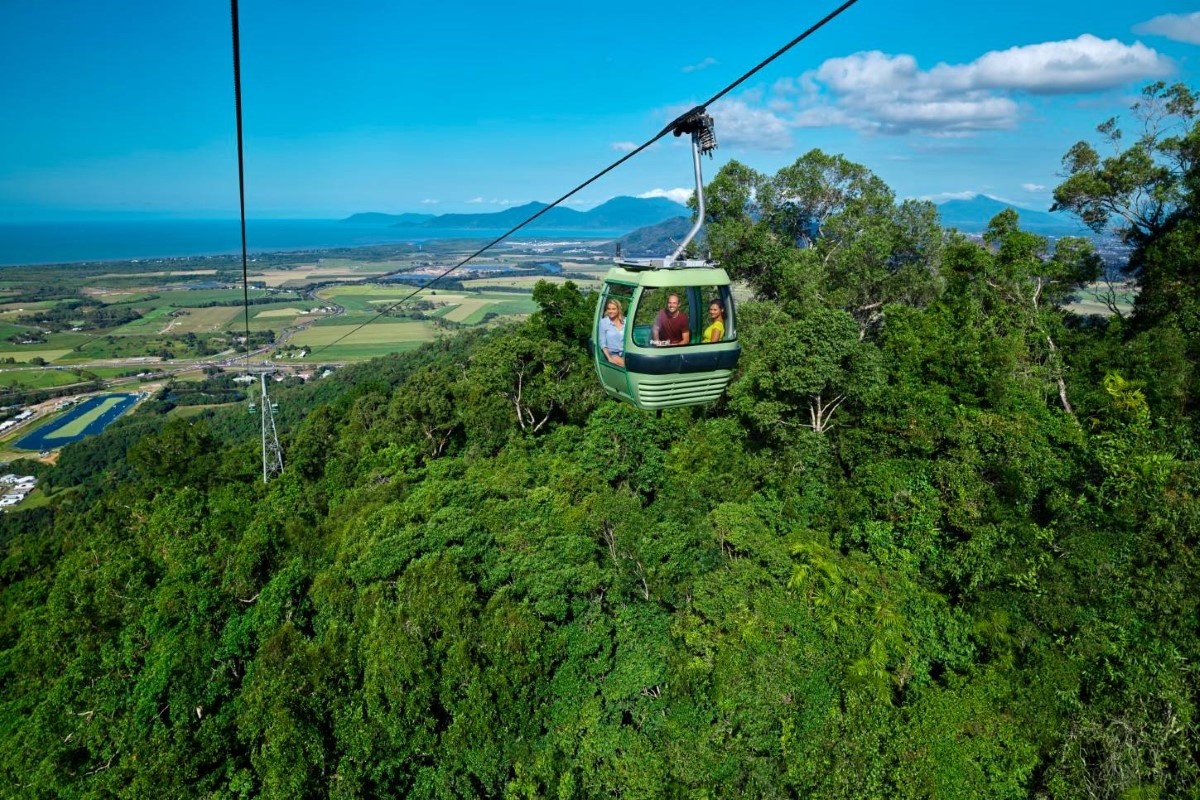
[0,218,624,268]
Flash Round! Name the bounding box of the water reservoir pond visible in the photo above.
[17,393,139,450]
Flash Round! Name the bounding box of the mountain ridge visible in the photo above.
[934,194,1087,236]
[344,193,1086,238]
[342,196,689,232]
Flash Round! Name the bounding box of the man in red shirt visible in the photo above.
[652,293,690,346]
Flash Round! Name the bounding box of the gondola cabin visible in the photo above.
[593,258,739,410]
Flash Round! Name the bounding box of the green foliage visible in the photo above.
[704,151,944,332]
[1,88,1199,798]
[1052,82,1196,247]
[730,303,883,436]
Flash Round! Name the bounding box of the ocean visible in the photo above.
[0,219,623,267]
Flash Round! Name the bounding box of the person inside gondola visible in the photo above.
[599,298,626,366]
[651,293,690,346]
[702,299,725,343]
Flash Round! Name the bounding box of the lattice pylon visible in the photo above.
[260,373,283,483]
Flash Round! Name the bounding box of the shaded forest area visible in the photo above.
[1,83,1197,798]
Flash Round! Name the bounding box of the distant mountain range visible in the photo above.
[935,194,1088,236]
[343,193,1088,244]
[343,196,689,232]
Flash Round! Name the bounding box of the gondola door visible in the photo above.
[593,281,637,404]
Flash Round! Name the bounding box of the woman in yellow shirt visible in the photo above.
[702,300,725,343]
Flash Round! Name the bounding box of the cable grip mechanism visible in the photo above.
[671,108,718,156]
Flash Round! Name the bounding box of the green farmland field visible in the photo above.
[0,349,72,365]
[290,320,437,346]
[0,368,89,390]
[111,306,242,336]
[324,287,539,324]
[315,286,415,315]
[288,321,439,360]
[157,288,297,306]
[1066,281,1136,317]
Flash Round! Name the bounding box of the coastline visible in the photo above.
[0,219,623,268]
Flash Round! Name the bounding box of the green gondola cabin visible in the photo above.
[590,108,738,410]
[592,258,739,410]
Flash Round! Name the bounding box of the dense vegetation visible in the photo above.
[0,84,1196,798]
[16,298,143,331]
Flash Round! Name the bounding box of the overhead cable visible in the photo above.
[314,0,860,354]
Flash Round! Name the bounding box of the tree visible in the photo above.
[1052,82,1199,326]
[1052,81,1200,422]
[529,279,592,348]
[705,151,944,336]
[468,330,585,436]
[127,417,220,491]
[462,283,599,439]
[975,209,1103,414]
[1053,82,1197,249]
[729,304,883,436]
[388,363,464,460]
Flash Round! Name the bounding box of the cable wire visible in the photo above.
[231,0,253,358]
[314,0,860,355]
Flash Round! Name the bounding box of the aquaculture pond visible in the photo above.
[17,393,139,450]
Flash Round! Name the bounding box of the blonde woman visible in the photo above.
[599,298,626,367]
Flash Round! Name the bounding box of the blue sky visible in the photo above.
[0,0,1196,220]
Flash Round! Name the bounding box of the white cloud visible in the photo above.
[1134,12,1200,45]
[921,191,1027,206]
[1022,183,1047,192]
[924,191,981,202]
[682,57,718,74]
[611,141,638,153]
[420,198,439,205]
[709,99,793,150]
[791,105,855,129]
[466,197,485,204]
[760,35,1173,139]
[790,51,1020,134]
[638,188,693,204]
[966,35,1172,94]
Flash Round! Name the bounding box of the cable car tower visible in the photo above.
[257,369,283,483]
[244,364,284,483]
